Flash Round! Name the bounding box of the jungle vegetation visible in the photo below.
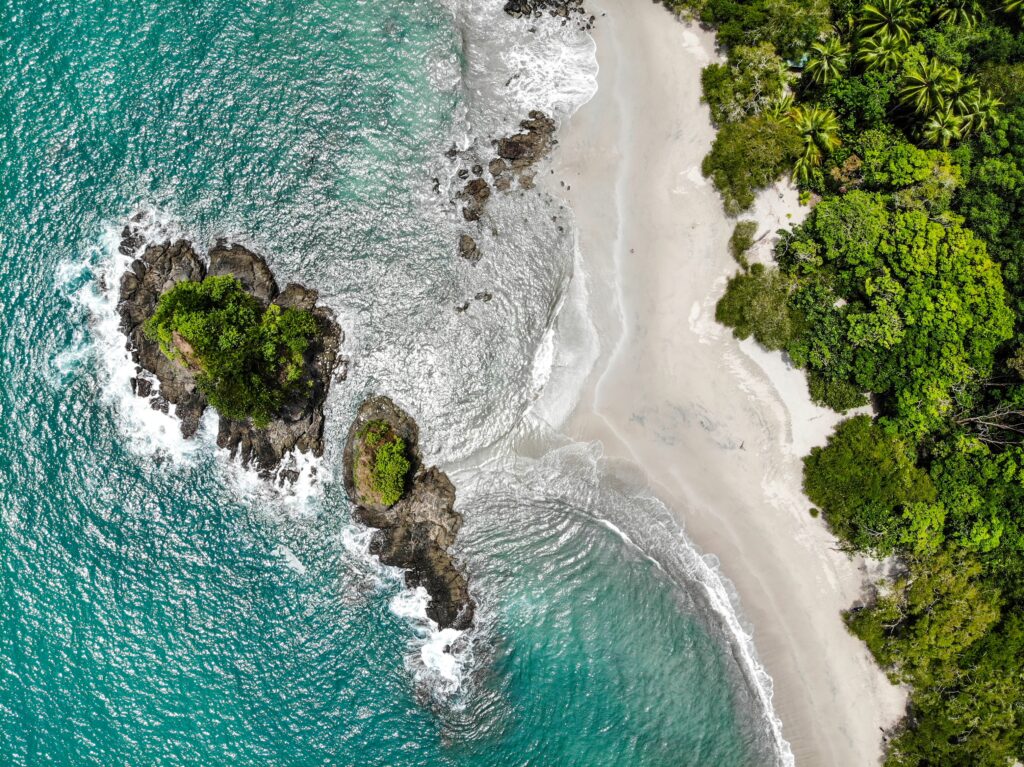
[671,0,1024,761]
[144,275,318,427]
[356,421,411,508]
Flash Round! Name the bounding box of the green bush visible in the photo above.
[728,220,758,267]
[701,43,788,126]
[716,263,798,350]
[143,275,317,426]
[702,115,804,214]
[698,0,830,59]
[359,421,411,507]
[807,371,868,412]
[804,416,937,554]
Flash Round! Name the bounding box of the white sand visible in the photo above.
[543,2,907,764]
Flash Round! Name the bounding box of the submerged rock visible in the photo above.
[343,396,475,630]
[116,222,343,477]
[459,177,491,222]
[450,111,557,248]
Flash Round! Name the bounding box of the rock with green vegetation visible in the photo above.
[117,219,343,477]
[144,275,317,427]
[354,420,411,508]
[343,396,475,629]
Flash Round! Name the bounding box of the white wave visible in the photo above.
[471,443,794,766]
[443,0,598,135]
[220,442,325,517]
[62,209,206,463]
[390,586,471,697]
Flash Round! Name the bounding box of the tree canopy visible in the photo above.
[680,0,1024,759]
[144,275,318,426]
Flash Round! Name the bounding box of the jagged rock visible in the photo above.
[207,241,278,305]
[458,234,481,264]
[460,178,491,222]
[497,110,556,169]
[488,157,508,177]
[446,111,556,230]
[343,396,475,630]
[503,0,588,21]
[116,222,343,476]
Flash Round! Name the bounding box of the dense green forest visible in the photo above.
[669,0,1024,763]
[145,276,317,426]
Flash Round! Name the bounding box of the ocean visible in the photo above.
[0,1,784,764]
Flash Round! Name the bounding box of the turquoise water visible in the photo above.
[0,1,776,764]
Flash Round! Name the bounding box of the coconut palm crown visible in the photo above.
[860,0,924,44]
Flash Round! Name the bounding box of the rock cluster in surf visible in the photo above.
[503,0,594,30]
[453,110,557,265]
[116,218,343,478]
[343,396,475,630]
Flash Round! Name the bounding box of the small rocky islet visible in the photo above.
[342,396,475,630]
[116,219,343,479]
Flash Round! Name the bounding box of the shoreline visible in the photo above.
[542,2,906,764]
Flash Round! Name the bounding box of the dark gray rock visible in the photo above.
[116,223,343,477]
[459,178,491,222]
[497,110,556,169]
[207,240,278,306]
[458,234,481,264]
[343,396,475,630]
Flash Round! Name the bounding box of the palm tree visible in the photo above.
[922,105,963,147]
[764,93,795,122]
[860,0,924,44]
[946,72,977,114]
[958,90,1003,134]
[856,32,906,72]
[789,106,841,182]
[900,58,959,114]
[805,37,850,85]
[933,0,985,27]
[793,146,818,185]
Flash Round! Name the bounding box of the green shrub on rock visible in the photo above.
[143,275,317,426]
[357,421,411,508]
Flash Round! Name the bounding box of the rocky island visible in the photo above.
[116,219,343,478]
[343,396,474,630]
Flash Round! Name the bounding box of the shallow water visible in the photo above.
[1,1,780,764]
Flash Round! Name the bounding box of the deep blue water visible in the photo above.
[0,2,775,764]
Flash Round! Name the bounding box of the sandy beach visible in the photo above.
[543,1,907,764]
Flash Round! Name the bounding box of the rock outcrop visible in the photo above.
[453,110,558,263]
[116,218,343,477]
[503,0,594,30]
[343,396,475,630]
